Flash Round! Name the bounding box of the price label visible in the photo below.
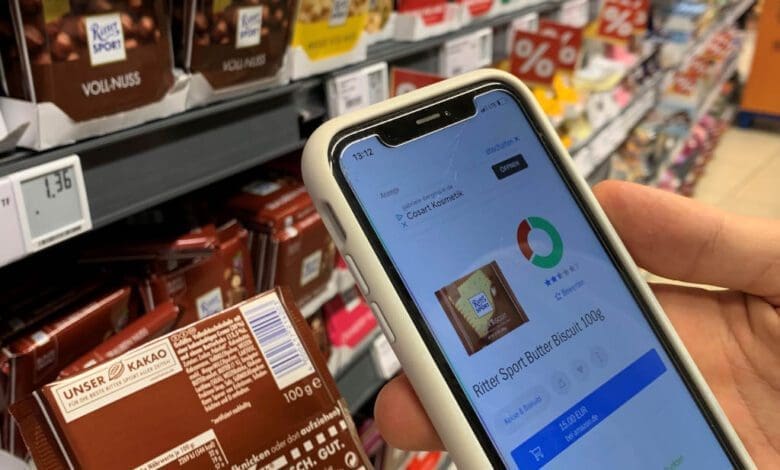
[371,333,401,380]
[538,20,583,72]
[9,155,92,253]
[597,0,648,42]
[557,0,589,27]
[0,178,25,266]
[439,28,493,77]
[510,30,560,85]
[327,62,389,117]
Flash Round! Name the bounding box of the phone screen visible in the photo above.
[336,87,734,468]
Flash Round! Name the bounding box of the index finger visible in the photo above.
[593,181,780,304]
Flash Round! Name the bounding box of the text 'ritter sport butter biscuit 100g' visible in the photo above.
[10,287,372,470]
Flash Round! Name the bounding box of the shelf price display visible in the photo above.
[439,28,493,78]
[7,155,92,256]
[327,62,390,117]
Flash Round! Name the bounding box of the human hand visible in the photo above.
[374,181,779,468]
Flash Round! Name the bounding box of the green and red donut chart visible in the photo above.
[517,216,563,269]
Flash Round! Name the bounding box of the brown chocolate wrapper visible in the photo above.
[0,0,175,121]
[435,261,529,355]
[148,221,255,328]
[11,287,372,470]
[57,301,180,379]
[230,179,336,307]
[1,286,136,456]
[173,0,296,89]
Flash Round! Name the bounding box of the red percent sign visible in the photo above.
[537,19,583,72]
[597,0,649,42]
[511,30,559,85]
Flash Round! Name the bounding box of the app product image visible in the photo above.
[435,261,528,355]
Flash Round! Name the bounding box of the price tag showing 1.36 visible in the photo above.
[8,155,92,253]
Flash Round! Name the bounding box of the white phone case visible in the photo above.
[301,69,754,469]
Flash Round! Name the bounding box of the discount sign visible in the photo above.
[510,30,559,85]
[597,0,649,42]
[538,19,582,72]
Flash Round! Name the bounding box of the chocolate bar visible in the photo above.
[0,0,175,121]
[11,287,372,469]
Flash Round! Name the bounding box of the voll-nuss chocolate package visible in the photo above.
[0,0,175,121]
[11,287,372,470]
[173,0,296,90]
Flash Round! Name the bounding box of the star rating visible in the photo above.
[543,263,581,287]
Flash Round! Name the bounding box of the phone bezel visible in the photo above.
[328,79,742,468]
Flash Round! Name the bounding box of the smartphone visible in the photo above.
[302,69,753,469]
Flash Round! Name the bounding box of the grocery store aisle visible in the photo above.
[693,127,780,218]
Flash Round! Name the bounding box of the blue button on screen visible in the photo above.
[511,349,667,469]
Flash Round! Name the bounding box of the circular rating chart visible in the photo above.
[517,216,564,269]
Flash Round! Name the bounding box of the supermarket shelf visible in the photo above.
[574,72,662,179]
[569,42,660,157]
[650,59,739,185]
[0,1,566,269]
[353,1,563,72]
[675,0,754,69]
[0,79,322,230]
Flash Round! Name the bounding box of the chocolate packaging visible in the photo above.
[0,0,175,122]
[435,261,529,355]
[58,301,180,378]
[11,287,372,470]
[83,221,255,329]
[289,0,369,78]
[173,0,295,101]
[230,179,336,308]
[0,285,136,456]
[146,222,255,328]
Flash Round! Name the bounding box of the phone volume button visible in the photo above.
[344,254,369,296]
[370,302,395,344]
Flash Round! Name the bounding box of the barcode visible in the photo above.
[241,294,314,390]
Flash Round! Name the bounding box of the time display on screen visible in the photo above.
[20,166,84,240]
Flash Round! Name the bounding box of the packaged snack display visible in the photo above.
[0,0,175,121]
[230,179,336,308]
[82,222,254,328]
[289,0,369,78]
[0,286,135,456]
[11,288,372,470]
[173,0,296,106]
[0,0,187,149]
[147,222,255,328]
